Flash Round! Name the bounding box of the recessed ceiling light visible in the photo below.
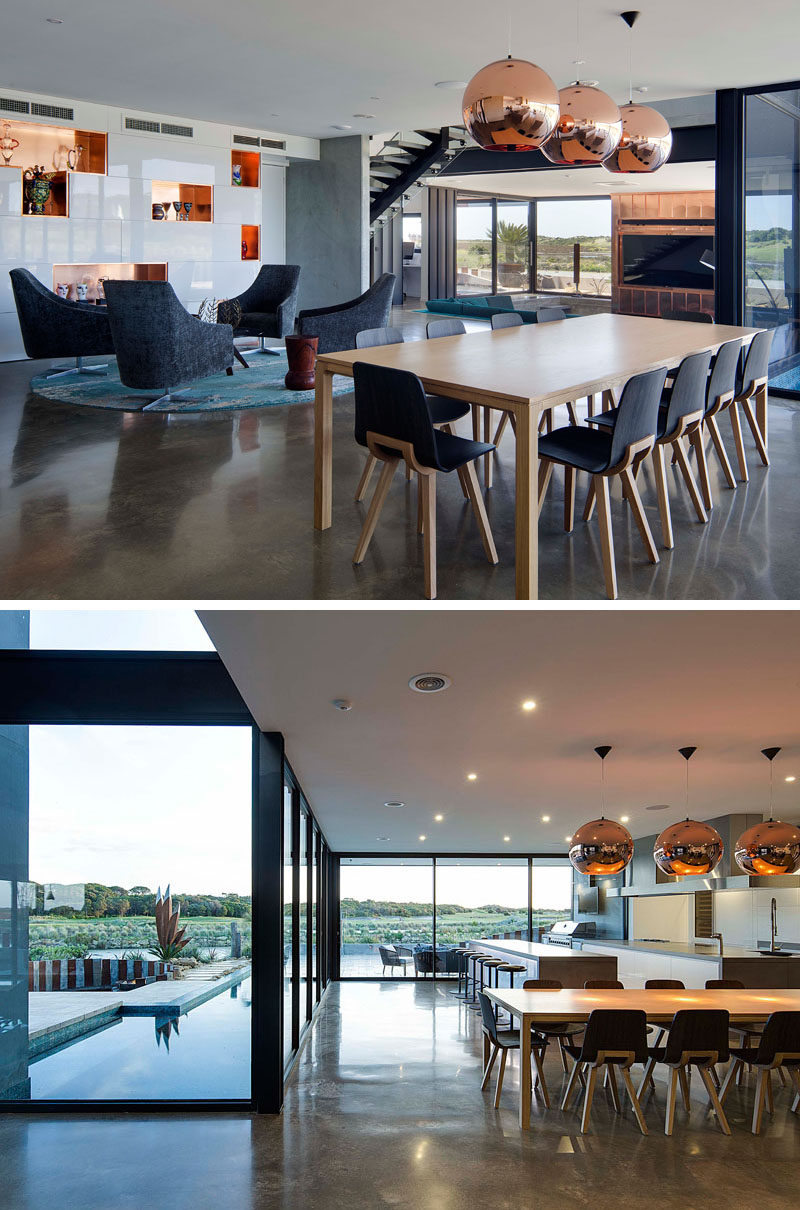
[409,673,451,693]
[353,113,375,119]
[376,836,390,841]
[503,835,510,842]
[565,836,572,843]
[434,813,444,822]
[620,815,630,823]
[419,834,427,841]
[522,700,537,711]
[645,803,672,811]
[467,772,478,781]
[384,801,405,808]
[330,124,352,130]
[542,815,551,823]
[786,776,796,783]
[435,80,467,90]
[370,96,381,101]
[46,16,63,22]
[635,86,649,94]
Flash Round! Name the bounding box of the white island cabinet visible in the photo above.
[578,943,719,988]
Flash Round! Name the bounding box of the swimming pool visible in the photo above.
[30,976,251,1100]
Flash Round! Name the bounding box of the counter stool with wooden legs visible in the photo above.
[478,991,550,1110]
[352,362,497,600]
[522,978,584,1077]
[689,338,742,510]
[719,1011,800,1134]
[587,350,711,550]
[538,366,667,600]
[353,326,471,501]
[729,328,773,481]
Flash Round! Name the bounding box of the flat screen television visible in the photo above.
[621,234,714,290]
[578,885,599,914]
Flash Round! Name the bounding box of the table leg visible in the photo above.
[520,1012,532,1129]
[314,368,334,530]
[515,406,538,600]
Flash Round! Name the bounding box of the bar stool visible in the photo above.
[495,962,526,1025]
[480,958,504,996]
[465,952,488,1002]
[453,948,473,998]
[523,978,584,1073]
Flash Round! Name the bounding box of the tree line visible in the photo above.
[340,898,526,918]
[32,882,251,919]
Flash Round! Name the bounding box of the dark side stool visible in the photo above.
[466,952,488,1002]
[495,962,526,1024]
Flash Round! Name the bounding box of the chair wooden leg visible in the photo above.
[789,1067,800,1111]
[494,1048,508,1108]
[621,1067,649,1135]
[567,401,579,426]
[417,473,425,535]
[455,464,470,501]
[673,437,708,523]
[582,479,596,522]
[492,411,510,447]
[595,475,618,600]
[678,1066,691,1111]
[607,1063,622,1114]
[471,404,480,441]
[621,468,659,564]
[729,401,749,482]
[353,458,398,564]
[564,465,576,533]
[581,1066,599,1134]
[652,444,674,549]
[405,464,413,482]
[665,1068,679,1135]
[532,1047,551,1109]
[637,1057,656,1100]
[719,1058,741,1104]
[355,453,378,502]
[699,1066,731,1135]
[766,1070,775,1115]
[557,1035,569,1074]
[537,461,554,513]
[705,414,737,488]
[482,1043,499,1090]
[483,406,493,489]
[690,426,713,511]
[421,473,437,600]
[740,396,770,466]
[561,1059,583,1110]
[462,460,499,565]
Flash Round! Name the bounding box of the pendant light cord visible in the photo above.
[507,5,512,58]
[627,21,633,103]
[769,758,774,818]
[601,755,606,816]
[685,758,689,818]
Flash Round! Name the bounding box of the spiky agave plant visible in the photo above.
[152,885,190,961]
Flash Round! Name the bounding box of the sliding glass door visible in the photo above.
[744,87,800,394]
[496,200,532,293]
[457,195,533,296]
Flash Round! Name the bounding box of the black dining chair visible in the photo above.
[538,366,668,599]
[561,1009,649,1135]
[425,318,489,468]
[353,327,470,502]
[690,338,742,509]
[587,350,712,549]
[352,362,497,598]
[477,991,549,1109]
[638,1009,731,1135]
[661,309,714,324]
[729,329,773,481]
[720,1011,800,1134]
[522,979,584,1075]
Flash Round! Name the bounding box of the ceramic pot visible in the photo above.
[23,166,56,215]
[284,334,318,390]
[152,202,166,221]
[75,282,89,301]
[232,164,242,186]
[56,282,70,298]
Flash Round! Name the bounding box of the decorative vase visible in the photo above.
[183,201,192,221]
[55,282,70,298]
[152,202,166,221]
[232,163,242,186]
[1,121,19,167]
[66,144,84,171]
[173,200,182,220]
[23,165,57,215]
[75,282,89,301]
[284,334,318,390]
[96,277,108,301]
[241,238,248,258]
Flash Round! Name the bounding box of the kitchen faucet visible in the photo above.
[770,897,779,952]
[710,932,723,959]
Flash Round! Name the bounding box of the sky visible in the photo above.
[30,608,213,650]
[340,862,572,910]
[456,198,611,240]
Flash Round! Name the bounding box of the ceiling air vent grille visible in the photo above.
[233,133,260,147]
[408,673,451,694]
[1,97,30,115]
[161,122,193,138]
[126,117,160,133]
[31,102,74,121]
[261,137,286,150]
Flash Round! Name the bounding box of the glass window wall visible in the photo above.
[339,859,433,977]
[536,198,612,297]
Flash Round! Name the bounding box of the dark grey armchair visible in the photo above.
[230,264,301,357]
[296,273,397,354]
[103,280,234,410]
[10,267,115,378]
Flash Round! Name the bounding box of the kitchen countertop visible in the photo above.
[575,938,798,961]
[472,938,616,961]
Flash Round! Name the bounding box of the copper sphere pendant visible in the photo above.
[604,103,672,173]
[569,817,633,875]
[734,819,800,876]
[541,84,622,165]
[653,819,724,876]
[462,57,560,151]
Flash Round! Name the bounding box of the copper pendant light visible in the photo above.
[653,748,724,876]
[569,746,633,875]
[734,748,800,876]
[604,12,672,174]
[462,56,560,152]
[541,83,622,166]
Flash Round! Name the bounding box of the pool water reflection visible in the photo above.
[31,976,251,1100]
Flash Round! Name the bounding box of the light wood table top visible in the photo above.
[485,984,800,1025]
[313,314,762,599]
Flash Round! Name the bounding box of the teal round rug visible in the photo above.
[30,352,353,413]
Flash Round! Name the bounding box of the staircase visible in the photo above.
[369,126,469,232]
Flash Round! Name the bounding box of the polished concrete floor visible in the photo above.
[1,308,799,599]
[0,981,797,1209]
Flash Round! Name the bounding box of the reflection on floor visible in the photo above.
[1,306,799,599]
[0,981,797,1210]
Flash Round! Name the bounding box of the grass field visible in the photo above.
[341,907,568,948]
[29,915,251,957]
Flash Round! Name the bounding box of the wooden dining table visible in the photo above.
[312,314,762,599]
[484,985,800,1129]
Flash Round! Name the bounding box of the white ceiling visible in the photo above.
[438,160,716,199]
[3,1,800,140]
[199,610,800,853]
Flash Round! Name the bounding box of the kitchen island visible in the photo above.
[575,938,800,988]
[472,938,617,988]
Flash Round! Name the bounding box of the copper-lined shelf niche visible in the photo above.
[231,150,260,188]
[3,120,107,177]
[52,262,167,303]
[241,225,260,261]
[150,181,213,221]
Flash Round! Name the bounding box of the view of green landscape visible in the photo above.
[456,233,613,295]
[340,898,570,948]
[745,226,792,310]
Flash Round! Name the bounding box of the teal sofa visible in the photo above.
[427,295,540,323]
